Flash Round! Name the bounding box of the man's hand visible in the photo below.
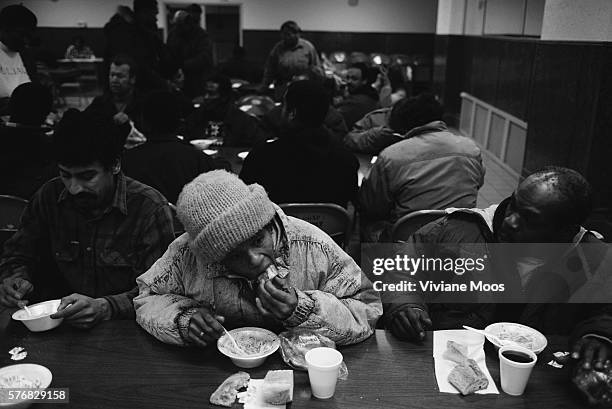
[255,276,297,321]
[112,112,129,125]
[187,307,225,348]
[50,293,111,329]
[0,276,33,307]
[571,337,612,370]
[389,306,432,342]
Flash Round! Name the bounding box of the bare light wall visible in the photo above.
[10,0,438,33]
[541,0,612,41]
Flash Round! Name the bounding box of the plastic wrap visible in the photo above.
[278,329,348,380]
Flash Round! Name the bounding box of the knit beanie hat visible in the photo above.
[177,170,276,264]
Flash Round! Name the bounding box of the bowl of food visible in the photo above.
[0,363,52,408]
[189,138,218,150]
[12,300,63,332]
[217,327,280,368]
[485,322,548,354]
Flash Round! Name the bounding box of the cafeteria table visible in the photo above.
[0,307,590,409]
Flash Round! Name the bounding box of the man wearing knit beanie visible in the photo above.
[135,170,382,347]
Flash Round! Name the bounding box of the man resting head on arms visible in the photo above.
[135,170,382,347]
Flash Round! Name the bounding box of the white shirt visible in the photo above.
[0,41,30,99]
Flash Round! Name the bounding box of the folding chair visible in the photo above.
[390,209,447,243]
[0,195,28,248]
[279,203,351,249]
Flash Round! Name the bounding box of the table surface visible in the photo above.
[57,58,104,63]
[0,308,590,409]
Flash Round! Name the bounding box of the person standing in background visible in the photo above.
[0,4,37,111]
[261,21,322,100]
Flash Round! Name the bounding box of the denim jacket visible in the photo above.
[135,206,382,346]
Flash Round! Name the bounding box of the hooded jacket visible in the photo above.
[240,125,359,207]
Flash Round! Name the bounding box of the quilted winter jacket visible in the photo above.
[135,206,382,346]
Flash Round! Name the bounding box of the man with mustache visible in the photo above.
[85,54,146,149]
[0,109,174,329]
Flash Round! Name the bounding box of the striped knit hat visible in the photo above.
[177,170,276,264]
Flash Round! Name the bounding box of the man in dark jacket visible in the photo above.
[383,167,612,370]
[122,90,217,204]
[0,82,55,199]
[166,7,212,98]
[185,74,267,146]
[85,54,144,149]
[336,62,379,129]
[240,80,358,208]
[103,0,168,91]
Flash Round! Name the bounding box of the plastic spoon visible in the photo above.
[462,325,521,348]
[23,305,32,317]
[221,325,247,356]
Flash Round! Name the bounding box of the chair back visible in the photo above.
[0,195,28,248]
[279,203,350,248]
[168,203,185,237]
[390,209,447,242]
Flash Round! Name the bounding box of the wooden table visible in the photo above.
[0,308,589,409]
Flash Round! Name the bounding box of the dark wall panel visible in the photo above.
[496,40,535,120]
[243,29,434,70]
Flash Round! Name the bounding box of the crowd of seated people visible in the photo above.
[0,1,609,381]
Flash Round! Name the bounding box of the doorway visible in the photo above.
[204,5,241,64]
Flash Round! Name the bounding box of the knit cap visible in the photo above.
[177,170,276,264]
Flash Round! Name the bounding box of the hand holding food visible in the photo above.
[50,293,111,328]
[0,275,33,307]
[187,307,225,348]
[389,305,432,341]
[255,276,297,321]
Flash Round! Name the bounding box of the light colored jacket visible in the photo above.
[134,206,382,346]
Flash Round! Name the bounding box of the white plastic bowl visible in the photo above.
[189,139,217,149]
[217,327,280,368]
[485,322,548,354]
[12,300,63,332]
[0,364,52,408]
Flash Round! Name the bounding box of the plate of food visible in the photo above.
[217,327,280,368]
[484,322,547,354]
[0,363,52,408]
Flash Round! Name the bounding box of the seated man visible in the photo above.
[0,82,56,199]
[135,170,382,346]
[385,167,611,369]
[122,89,218,204]
[0,109,174,328]
[359,93,485,242]
[185,73,267,146]
[336,63,380,130]
[240,80,359,208]
[85,53,146,149]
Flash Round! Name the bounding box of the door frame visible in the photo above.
[160,1,243,46]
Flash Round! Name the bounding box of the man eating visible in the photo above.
[135,170,382,347]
